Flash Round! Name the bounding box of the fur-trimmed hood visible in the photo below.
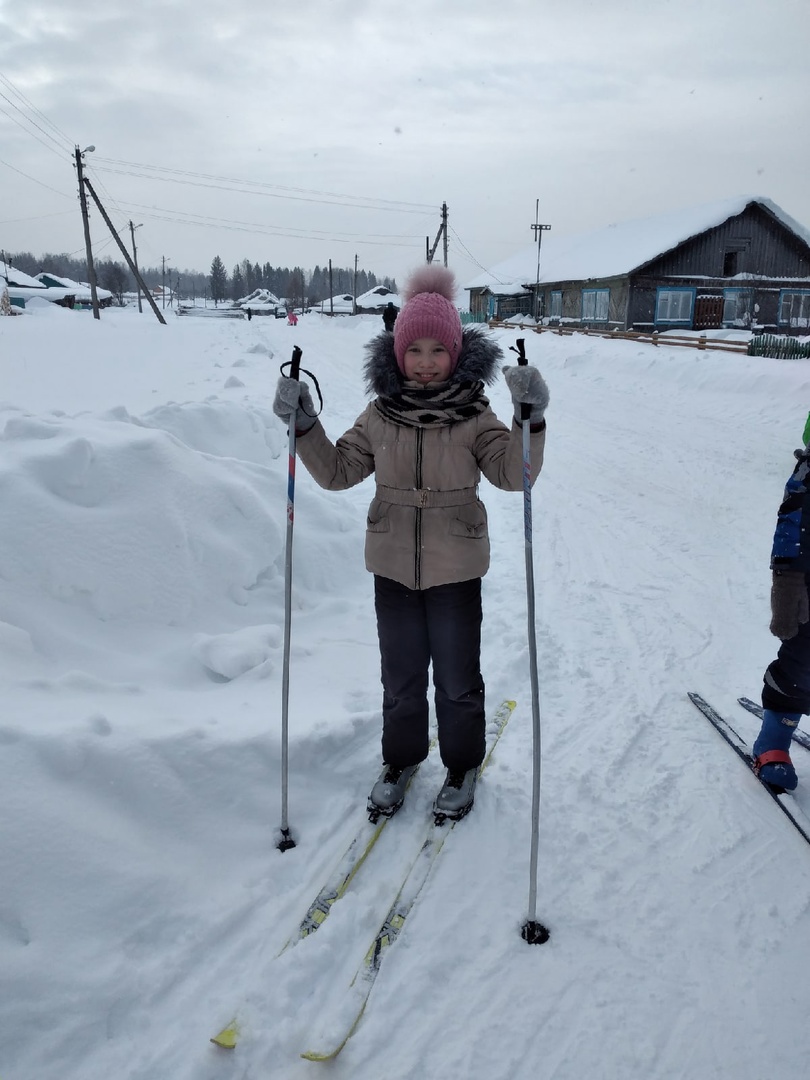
[363,325,503,398]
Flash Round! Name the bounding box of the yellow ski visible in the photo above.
[210,1019,239,1049]
[301,700,516,1062]
[209,748,430,1050]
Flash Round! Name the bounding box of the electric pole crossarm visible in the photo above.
[426,202,449,266]
[531,201,551,320]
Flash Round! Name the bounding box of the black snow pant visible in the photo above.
[763,581,810,715]
[374,575,486,773]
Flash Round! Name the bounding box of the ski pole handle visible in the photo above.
[289,345,302,381]
[514,337,531,423]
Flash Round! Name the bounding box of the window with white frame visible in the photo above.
[549,291,562,319]
[582,288,609,322]
[656,288,694,324]
[779,291,810,328]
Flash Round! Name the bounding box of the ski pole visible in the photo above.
[510,337,549,945]
[277,344,302,853]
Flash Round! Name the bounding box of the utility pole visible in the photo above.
[426,202,449,266]
[531,201,551,321]
[129,221,143,312]
[161,256,169,308]
[80,176,166,325]
[74,145,101,320]
[353,254,358,315]
[328,259,333,317]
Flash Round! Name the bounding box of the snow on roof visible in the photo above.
[355,286,400,309]
[464,196,810,292]
[235,288,283,307]
[1,260,45,289]
[318,294,355,312]
[35,272,112,300]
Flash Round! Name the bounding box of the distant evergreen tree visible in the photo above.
[231,264,245,300]
[309,266,326,302]
[288,267,306,309]
[239,259,253,295]
[210,256,228,304]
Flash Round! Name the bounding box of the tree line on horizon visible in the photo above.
[4,250,397,307]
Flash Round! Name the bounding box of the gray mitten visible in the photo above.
[272,377,317,434]
[502,365,550,424]
[770,569,810,640]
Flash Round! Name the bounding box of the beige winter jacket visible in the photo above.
[295,402,545,591]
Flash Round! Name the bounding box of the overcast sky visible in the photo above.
[1,0,808,288]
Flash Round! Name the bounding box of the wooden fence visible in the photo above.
[488,321,750,354]
[748,334,810,359]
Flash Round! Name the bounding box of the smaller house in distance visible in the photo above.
[319,293,355,315]
[233,288,285,317]
[465,196,810,335]
[355,285,400,315]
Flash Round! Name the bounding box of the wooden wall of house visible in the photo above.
[468,288,489,317]
[642,204,810,280]
[628,276,794,332]
[540,277,628,328]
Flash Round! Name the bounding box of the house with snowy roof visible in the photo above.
[318,293,355,315]
[233,288,285,316]
[355,284,400,315]
[465,196,810,335]
[35,272,113,308]
[1,260,48,308]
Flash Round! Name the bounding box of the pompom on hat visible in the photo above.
[393,265,463,374]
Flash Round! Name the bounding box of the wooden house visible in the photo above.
[465,196,810,335]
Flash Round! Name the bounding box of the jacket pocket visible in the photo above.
[449,503,488,540]
[366,497,391,533]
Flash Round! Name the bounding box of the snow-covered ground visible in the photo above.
[2,299,810,1080]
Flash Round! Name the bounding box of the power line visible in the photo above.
[90,156,435,214]
[0,156,73,198]
[0,72,74,151]
[114,202,426,249]
[0,99,70,159]
[118,199,433,241]
[447,224,510,281]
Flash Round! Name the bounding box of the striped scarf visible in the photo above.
[375,380,489,428]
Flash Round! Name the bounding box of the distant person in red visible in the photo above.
[288,310,298,326]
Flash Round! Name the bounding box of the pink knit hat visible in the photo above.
[393,265,463,374]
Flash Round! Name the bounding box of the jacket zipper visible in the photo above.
[414,429,423,589]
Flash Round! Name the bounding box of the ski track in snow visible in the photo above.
[2,309,810,1079]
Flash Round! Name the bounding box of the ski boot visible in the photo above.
[433,767,477,825]
[753,708,802,792]
[367,762,420,822]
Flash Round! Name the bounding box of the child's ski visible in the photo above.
[210,759,424,1050]
[300,699,516,1062]
[737,696,810,753]
[688,692,810,847]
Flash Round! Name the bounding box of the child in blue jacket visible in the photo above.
[754,414,810,790]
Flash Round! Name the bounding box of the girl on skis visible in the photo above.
[273,265,548,821]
